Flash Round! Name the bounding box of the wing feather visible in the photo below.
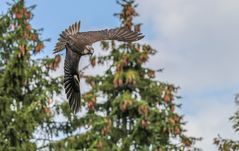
[64,45,81,113]
[53,21,81,54]
[78,27,144,45]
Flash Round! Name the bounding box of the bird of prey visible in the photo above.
[54,21,144,113]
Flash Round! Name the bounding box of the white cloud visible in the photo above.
[138,0,239,91]
[185,98,238,151]
[137,0,239,150]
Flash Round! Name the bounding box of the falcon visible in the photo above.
[54,21,144,113]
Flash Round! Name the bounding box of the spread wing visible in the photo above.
[75,27,144,45]
[64,44,81,113]
[53,21,144,54]
[54,21,81,54]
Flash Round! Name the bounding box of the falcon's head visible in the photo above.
[82,45,94,55]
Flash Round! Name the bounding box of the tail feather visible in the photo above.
[53,21,81,54]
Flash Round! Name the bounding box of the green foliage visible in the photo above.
[49,0,200,150]
[214,135,239,151]
[214,98,239,151]
[0,0,62,150]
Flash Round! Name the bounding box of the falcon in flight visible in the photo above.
[54,21,144,113]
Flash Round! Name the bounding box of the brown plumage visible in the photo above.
[54,21,144,113]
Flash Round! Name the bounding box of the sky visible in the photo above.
[1,0,239,150]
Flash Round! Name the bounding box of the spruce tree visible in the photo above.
[50,0,199,150]
[0,0,62,150]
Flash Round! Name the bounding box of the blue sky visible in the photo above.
[1,0,239,150]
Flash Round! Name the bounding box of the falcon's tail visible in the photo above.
[53,21,80,54]
[107,27,144,42]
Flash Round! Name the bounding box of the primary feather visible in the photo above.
[64,44,81,113]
